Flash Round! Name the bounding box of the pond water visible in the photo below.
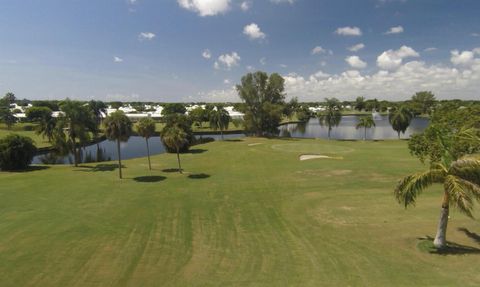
[278,114,429,140]
[33,133,245,165]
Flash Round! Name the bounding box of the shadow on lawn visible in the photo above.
[162,168,181,173]
[457,228,480,245]
[6,165,51,173]
[224,139,243,142]
[188,173,210,179]
[77,164,124,172]
[133,176,166,183]
[418,236,480,255]
[187,149,207,154]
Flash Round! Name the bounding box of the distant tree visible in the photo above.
[54,99,96,167]
[389,106,413,139]
[356,115,376,140]
[104,111,132,179]
[0,134,37,171]
[161,114,194,152]
[296,105,313,122]
[411,91,436,115]
[236,71,286,136]
[161,103,187,116]
[161,125,188,173]
[32,100,60,111]
[0,109,17,129]
[136,117,156,170]
[395,127,480,249]
[2,92,16,105]
[26,106,53,122]
[110,101,123,110]
[87,100,107,153]
[189,107,207,128]
[365,98,380,112]
[318,98,342,139]
[283,97,299,119]
[355,97,365,112]
[209,106,231,140]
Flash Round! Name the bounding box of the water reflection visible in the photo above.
[279,115,428,140]
[33,134,245,165]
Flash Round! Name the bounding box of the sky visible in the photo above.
[0,0,479,102]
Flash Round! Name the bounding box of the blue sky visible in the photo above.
[0,0,479,102]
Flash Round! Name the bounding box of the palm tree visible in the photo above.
[104,111,132,179]
[209,106,231,140]
[318,98,342,139]
[136,117,156,170]
[389,106,413,139]
[161,125,188,173]
[356,116,376,140]
[37,115,57,142]
[55,99,95,167]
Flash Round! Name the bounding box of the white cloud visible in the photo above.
[113,56,123,63]
[385,25,404,35]
[279,64,288,68]
[260,57,267,65]
[311,46,332,55]
[471,33,480,37]
[214,52,241,70]
[270,0,296,4]
[282,59,480,101]
[376,45,419,70]
[202,49,211,59]
[177,0,230,16]
[348,43,365,52]
[345,56,367,69]
[224,79,231,84]
[138,32,155,40]
[450,50,476,66]
[240,1,251,11]
[243,23,266,40]
[335,26,362,36]
[424,47,437,52]
[246,65,255,71]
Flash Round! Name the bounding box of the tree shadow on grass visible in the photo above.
[224,139,243,142]
[162,168,181,173]
[3,165,51,173]
[77,164,124,172]
[187,149,207,154]
[457,228,480,245]
[188,173,210,179]
[133,176,166,183]
[417,236,480,255]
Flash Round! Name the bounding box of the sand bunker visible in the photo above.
[248,143,263,146]
[299,154,342,161]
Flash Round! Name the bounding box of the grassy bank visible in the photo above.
[0,138,479,286]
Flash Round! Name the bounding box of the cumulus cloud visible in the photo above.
[270,0,296,4]
[243,23,266,40]
[385,26,404,34]
[335,26,362,36]
[177,0,230,16]
[345,56,367,69]
[311,46,332,55]
[138,32,155,40]
[240,1,251,11]
[424,47,437,52]
[113,56,123,63]
[348,43,365,52]
[282,59,480,101]
[214,52,241,70]
[450,49,476,66]
[202,49,211,59]
[376,45,419,70]
[260,57,267,65]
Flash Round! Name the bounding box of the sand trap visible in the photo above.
[299,154,342,161]
[248,143,263,146]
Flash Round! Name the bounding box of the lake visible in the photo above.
[278,114,429,140]
[33,133,245,165]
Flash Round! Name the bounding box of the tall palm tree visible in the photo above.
[136,117,156,170]
[318,98,342,139]
[209,106,231,140]
[55,99,95,167]
[161,125,188,173]
[104,111,132,179]
[37,115,57,142]
[389,106,413,139]
[395,156,480,249]
[356,116,376,140]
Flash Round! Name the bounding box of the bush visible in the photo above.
[0,134,37,171]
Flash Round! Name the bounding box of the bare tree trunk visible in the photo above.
[433,192,449,249]
[364,127,367,141]
[176,148,182,174]
[117,139,123,179]
[221,129,224,140]
[146,138,151,171]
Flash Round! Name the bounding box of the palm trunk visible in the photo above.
[146,138,151,171]
[176,148,182,174]
[117,139,123,179]
[72,135,78,167]
[364,127,367,141]
[328,127,331,139]
[397,131,401,139]
[433,191,449,249]
[220,129,224,140]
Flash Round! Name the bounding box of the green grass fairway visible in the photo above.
[1,138,479,286]
[0,123,50,148]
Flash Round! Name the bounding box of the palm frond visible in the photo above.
[445,175,475,218]
[394,169,444,207]
[449,158,480,185]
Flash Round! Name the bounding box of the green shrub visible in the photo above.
[0,134,37,171]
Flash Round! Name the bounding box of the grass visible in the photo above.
[1,138,480,286]
[0,123,50,148]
